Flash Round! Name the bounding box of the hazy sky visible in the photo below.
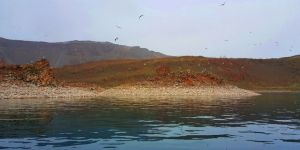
[0,0,299,58]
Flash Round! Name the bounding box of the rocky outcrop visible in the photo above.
[144,65,224,87]
[0,59,56,86]
[0,59,106,99]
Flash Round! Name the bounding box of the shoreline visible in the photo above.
[99,85,261,98]
[1,82,260,99]
[0,82,102,99]
[254,89,300,93]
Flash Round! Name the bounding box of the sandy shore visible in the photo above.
[0,82,101,99]
[0,82,260,99]
[99,85,260,98]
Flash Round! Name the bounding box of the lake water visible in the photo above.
[0,93,299,150]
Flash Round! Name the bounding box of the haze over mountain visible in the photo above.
[1,0,299,58]
[0,37,166,67]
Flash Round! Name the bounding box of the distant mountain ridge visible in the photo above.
[0,37,167,67]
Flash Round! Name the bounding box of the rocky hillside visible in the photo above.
[0,59,55,86]
[140,65,223,87]
[55,56,300,90]
[0,37,167,67]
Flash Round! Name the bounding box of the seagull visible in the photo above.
[139,14,144,19]
[116,25,122,29]
[224,40,229,42]
[114,37,119,42]
[220,1,226,6]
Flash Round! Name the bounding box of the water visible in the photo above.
[0,93,300,150]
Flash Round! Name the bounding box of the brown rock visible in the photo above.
[147,67,224,87]
[1,59,56,86]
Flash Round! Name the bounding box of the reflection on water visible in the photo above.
[0,93,299,150]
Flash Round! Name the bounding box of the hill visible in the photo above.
[54,56,300,90]
[0,37,166,67]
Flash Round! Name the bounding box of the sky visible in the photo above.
[0,0,299,58]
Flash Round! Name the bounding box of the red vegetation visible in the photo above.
[0,59,56,86]
[208,58,251,82]
[54,56,300,90]
[156,65,171,76]
[148,65,223,86]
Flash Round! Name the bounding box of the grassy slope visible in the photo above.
[54,56,300,90]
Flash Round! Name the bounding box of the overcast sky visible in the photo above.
[0,0,299,58]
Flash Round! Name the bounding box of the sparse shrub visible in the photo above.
[156,65,171,76]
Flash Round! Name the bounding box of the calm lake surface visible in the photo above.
[0,93,300,150]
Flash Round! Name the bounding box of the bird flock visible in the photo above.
[114,14,144,42]
[114,1,225,42]
[112,1,296,54]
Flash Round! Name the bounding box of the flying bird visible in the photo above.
[116,25,122,29]
[139,15,144,19]
[114,37,119,42]
[220,1,226,6]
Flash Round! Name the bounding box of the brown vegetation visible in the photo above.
[0,59,56,86]
[54,56,300,90]
[147,65,223,86]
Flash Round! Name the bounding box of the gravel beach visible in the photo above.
[0,82,260,99]
[0,82,101,99]
[99,85,260,98]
